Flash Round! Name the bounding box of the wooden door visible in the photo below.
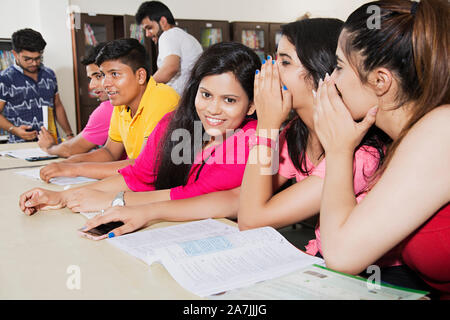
[72,13,115,132]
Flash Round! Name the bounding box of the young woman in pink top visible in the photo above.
[239,18,387,258]
[20,42,261,237]
[313,0,449,298]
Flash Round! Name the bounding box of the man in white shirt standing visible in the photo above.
[136,1,203,95]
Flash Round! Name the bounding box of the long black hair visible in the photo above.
[154,42,261,190]
[341,0,449,180]
[282,18,389,179]
[282,18,343,174]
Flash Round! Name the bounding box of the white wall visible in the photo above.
[0,1,40,37]
[1,0,372,131]
[70,0,370,22]
[0,0,77,134]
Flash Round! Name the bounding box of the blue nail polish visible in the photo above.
[272,60,275,65]
[283,85,288,91]
[262,59,266,65]
[108,232,115,238]
[256,70,259,75]
[267,55,271,60]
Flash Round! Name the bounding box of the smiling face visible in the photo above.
[276,36,315,113]
[100,60,145,108]
[332,33,379,120]
[141,17,162,44]
[195,72,254,141]
[86,64,108,102]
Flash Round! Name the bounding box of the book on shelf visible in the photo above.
[84,23,98,46]
[104,218,428,299]
[130,23,145,44]
[0,50,14,71]
[201,28,222,47]
[241,30,264,50]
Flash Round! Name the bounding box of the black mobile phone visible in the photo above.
[25,128,36,132]
[25,155,59,161]
[83,221,124,237]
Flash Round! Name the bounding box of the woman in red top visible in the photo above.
[312,0,450,298]
[402,204,450,297]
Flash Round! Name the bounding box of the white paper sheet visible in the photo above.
[107,219,239,265]
[14,167,97,186]
[154,227,324,297]
[209,264,428,300]
[79,211,101,220]
[0,148,52,160]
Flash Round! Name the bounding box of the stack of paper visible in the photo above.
[0,148,53,160]
[15,167,97,186]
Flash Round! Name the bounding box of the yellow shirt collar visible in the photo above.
[118,77,157,118]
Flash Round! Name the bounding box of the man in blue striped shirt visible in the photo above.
[0,28,73,143]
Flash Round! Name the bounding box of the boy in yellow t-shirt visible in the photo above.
[108,76,177,159]
[39,38,179,182]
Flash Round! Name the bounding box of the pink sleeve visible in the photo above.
[169,162,247,200]
[278,130,298,179]
[118,112,173,192]
[170,119,257,200]
[310,158,326,178]
[81,101,114,146]
[352,145,380,196]
[310,145,379,195]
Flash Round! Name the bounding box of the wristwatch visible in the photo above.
[248,135,278,150]
[111,191,125,207]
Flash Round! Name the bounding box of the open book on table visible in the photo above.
[209,264,429,300]
[107,219,323,297]
[105,219,428,299]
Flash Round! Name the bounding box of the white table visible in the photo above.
[0,143,227,299]
[0,142,61,170]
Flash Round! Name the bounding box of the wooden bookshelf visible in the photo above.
[231,22,270,61]
[175,19,230,49]
[70,15,284,132]
[269,23,284,58]
[0,38,14,72]
[123,15,158,75]
[0,38,13,141]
